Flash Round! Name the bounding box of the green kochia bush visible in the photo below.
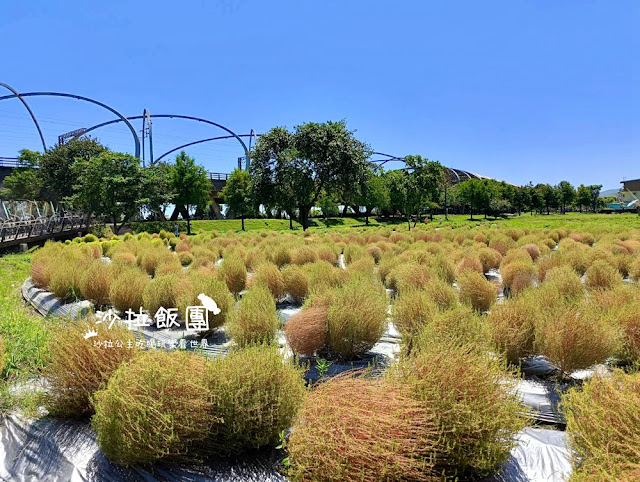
[226,286,279,346]
[327,274,388,359]
[207,344,307,455]
[92,351,214,466]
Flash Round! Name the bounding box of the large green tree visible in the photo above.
[250,121,371,230]
[0,149,43,199]
[557,181,576,214]
[40,138,107,202]
[457,179,492,220]
[169,151,211,235]
[355,167,390,225]
[71,152,147,233]
[222,168,252,230]
[385,156,443,229]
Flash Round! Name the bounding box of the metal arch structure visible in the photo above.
[0,91,141,158]
[155,134,256,163]
[0,83,48,153]
[73,114,249,161]
[371,153,492,184]
[141,109,153,166]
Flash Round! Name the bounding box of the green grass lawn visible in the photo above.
[0,254,49,380]
[189,216,380,233]
[187,212,640,234]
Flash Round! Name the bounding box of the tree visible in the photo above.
[385,157,443,229]
[39,138,107,202]
[457,179,492,220]
[528,184,544,214]
[317,190,340,219]
[589,184,603,212]
[0,149,43,199]
[142,161,174,221]
[170,151,211,235]
[71,152,147,233]
[355,167,390,225]
[557,181,576,214]
[222,168,252,230]
[250,121,371,230]
[513,186,530,216]
[537,184,559,215]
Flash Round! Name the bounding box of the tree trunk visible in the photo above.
[342,204,348,217]
[241,215,245,231]
[300,207,310,231]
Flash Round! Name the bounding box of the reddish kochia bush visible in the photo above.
[284,306,328,356]
[288,373,440,482]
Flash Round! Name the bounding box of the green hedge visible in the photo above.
[128,221,188,234]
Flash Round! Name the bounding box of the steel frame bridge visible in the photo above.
[0,200,89,249]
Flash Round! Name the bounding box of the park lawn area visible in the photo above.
[438,212,640,230]
[188,213,640,235]
[0,254,49,381]
[189,216,381,233]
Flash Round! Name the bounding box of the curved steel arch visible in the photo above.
[0,83,47,152]
[0,91,140,157]
[75,114,249,158]
[155,134,255,163]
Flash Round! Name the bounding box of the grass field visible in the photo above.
[188,212,640,234]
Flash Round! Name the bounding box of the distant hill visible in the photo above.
[600,188,619,198]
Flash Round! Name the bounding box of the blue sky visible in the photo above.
[1,0,637,189]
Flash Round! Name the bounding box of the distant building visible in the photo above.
[619,179,640,204]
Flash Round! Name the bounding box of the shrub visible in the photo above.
[251,262,285,300]
[175,240,191,253]
[155,259,184,276]
[387,263,433,294]
[457,270,496,312]
[629,256,640,281]
[283,265,309,304]
[176,273,235,331]
[392,333,527,477]
[271,246,291,268]
[138,247,175,276]
[306,261,348,296]
[416,305,489,349]
[327,275,388,358]
[585,259,622,291]
[109,267,149,312]
[207,344,306,455]
[217,255,247,295]
[540,265,585,303]
[48,254,89,301]
[142,274,192,317]
[535,304,620,374]
[92,351,213,465]
[226,286,279,346]
[43,320,138,417]
[423,278,458,311]
[609,301,640,364]
[111,251,137,266]
[419,336,526,466]
[561,371,640,480]
[178,251,194,266]
[391,290,438,343]
[366,245,383,264]
[79,260,114,307]
[487,295,537,363]
[501,260,537,295]
[456,255,484,276]
[521,243,541,261]
[284,306,328,356]
[291,245,318,265]
[478,247,503,273]
[288,373,439,481]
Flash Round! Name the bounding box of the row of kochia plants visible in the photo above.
[27,225,640,480]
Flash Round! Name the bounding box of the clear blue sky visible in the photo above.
[1,0,637,189]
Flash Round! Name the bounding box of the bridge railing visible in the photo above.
[0,199,89,246]
[208,172,230,181]
[0,157,22,168]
